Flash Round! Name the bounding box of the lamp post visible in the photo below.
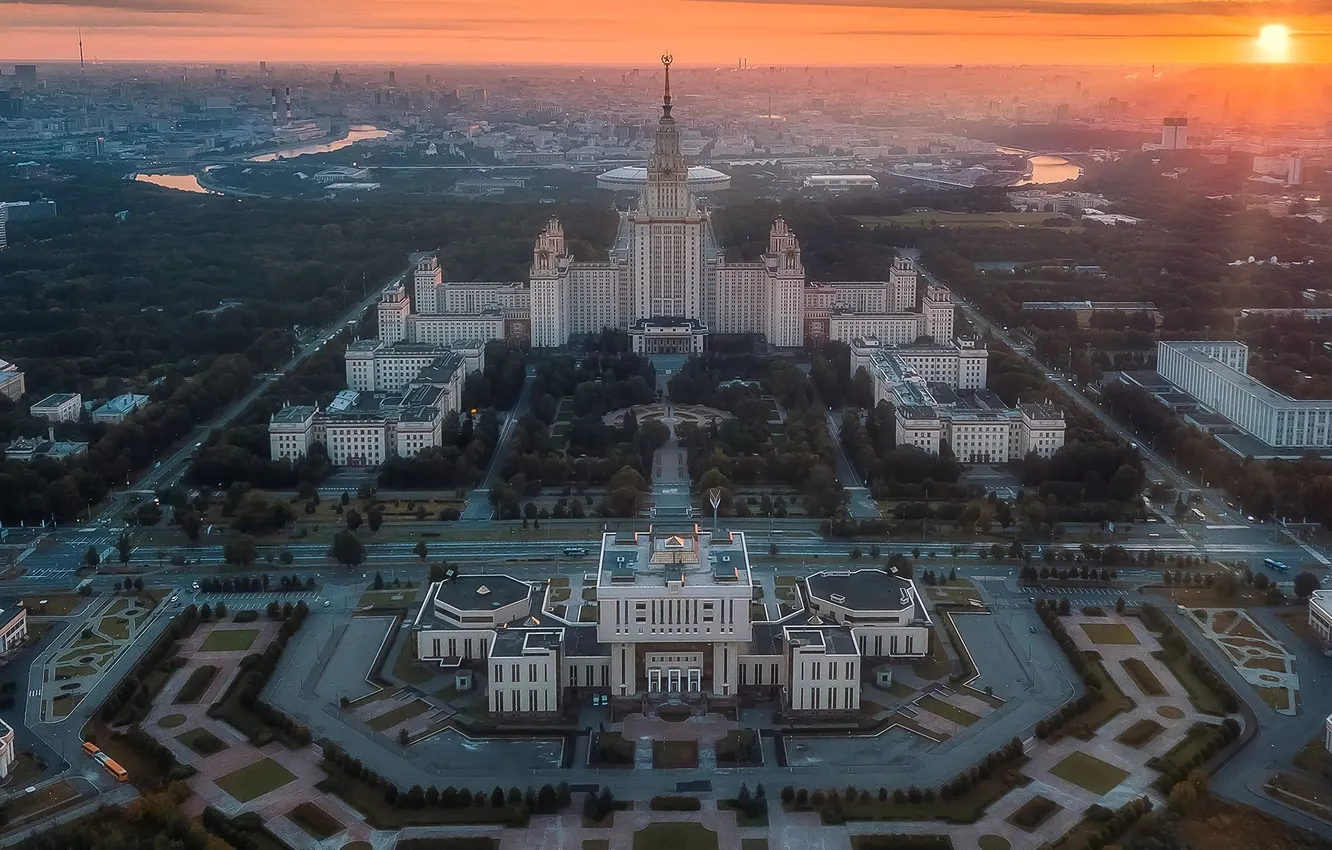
[709,488,721,534]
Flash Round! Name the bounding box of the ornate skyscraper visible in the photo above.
[630,55,706,324]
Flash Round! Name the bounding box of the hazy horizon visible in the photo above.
[4,0,1330,66]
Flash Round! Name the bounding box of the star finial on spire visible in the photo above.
[661,53,673,117]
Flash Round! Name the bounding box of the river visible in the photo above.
[994,146,1083,185]
[247,125,392,162]
[134,173,219,194]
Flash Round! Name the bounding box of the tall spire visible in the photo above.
[661,53,673,118]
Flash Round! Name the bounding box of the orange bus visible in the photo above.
[81,742,100,757]
[101,757,128,782]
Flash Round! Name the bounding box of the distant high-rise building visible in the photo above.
[1161,117,1189,150]
[0,90,19,118]
[259,60,268,75]
[13,65,36,86]
[214,68,227,80]
[1055,103,1071,123]
[1288,155,1303,186]
[388,70,396,85]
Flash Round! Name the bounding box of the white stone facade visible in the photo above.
[375,75,954,353]
[29,392,82,423]
[410,526,932,717]
[1157,340,1332,449]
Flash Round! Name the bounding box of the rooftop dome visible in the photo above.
[596,164,731,193]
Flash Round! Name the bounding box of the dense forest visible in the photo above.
[0,164,614,524]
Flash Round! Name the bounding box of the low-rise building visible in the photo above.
[0,360,24,402]
[28,392,82,422]
[0,601,28,659]
[4,435,88,462]
[410,525,932,718]
[0,718,13,779]
[1308,590,1332,648]
[92,393,150,424]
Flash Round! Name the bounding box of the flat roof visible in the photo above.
[271,404,317,424]
[806,569,922,616]
[434,574,531,612]
[31,393,78,407]
[597,527,751,589]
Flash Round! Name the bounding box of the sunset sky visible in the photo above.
[2,0,1329,64]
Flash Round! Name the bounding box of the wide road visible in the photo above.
[924,264,1328,569]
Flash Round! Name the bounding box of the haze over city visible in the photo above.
[5,0,1332,64]
[4,2,1332,849]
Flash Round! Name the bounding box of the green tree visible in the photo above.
[1294,570,1322,600]
[223,535,258,567]
[345,508,363,533]
[330,530,366,567]
[116,534,133,565]
[368,509,384,535]
[414,539,429,561]
[84,545,101,568]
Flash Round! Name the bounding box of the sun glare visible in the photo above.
[1256,23,1292,62]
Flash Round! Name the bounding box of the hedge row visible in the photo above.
[322,742,573,816]
[205,601,311,747]
[100,606,199,725]
[1140,604,1239,713]
[1032,600,1109,740]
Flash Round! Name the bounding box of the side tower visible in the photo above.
[889,256,917,313]
[377,281,410,343]
[764,218,805,348]
[413,253,443,315]
[530,219,571,348]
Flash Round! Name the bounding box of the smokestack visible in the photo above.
[285,86,292,124]
[270,88,278,125]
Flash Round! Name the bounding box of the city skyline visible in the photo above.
[3,0,1331,65]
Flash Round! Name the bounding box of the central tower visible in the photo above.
[631,54,706,323]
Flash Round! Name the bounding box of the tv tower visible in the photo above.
[78,28,85,74]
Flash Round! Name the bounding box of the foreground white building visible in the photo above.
[412,524,931,717]
[28,392,82,423]
[376,59,957,353]
[1156,340,1332,451]
[851,336,1066,462]
[0,360,24,402]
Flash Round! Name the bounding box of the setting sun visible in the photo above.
[1256,23,1292,62]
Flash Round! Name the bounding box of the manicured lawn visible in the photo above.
[391,641,435,685]
[978,836,1011,850]
[583,842,610,850]
[287,801,344,839]
[1005,795,1060,832]
[366,698,431,732]
[51,694,82,717]
[200,628,260,652]
[1120,658,1167,697]
[1152,651,1228,716]
[741,842,769,850]
[55,664,98,678]
[99,616,130,641]
[633,823,718,850]
[1157,705,1185,719]
[177,727,228,756]
[174,664,219,703]
[917,695,981,726]
[1049,751,1129,795]
[215,757,297,803]
[157,713,187,728]
[1115,718,1166,748]
[652,740,699,769]
[1257,686,1291,712]
[357,589,420,610]
[1080,622,1139,646]
[23,595,85,616]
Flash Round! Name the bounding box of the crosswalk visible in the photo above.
[1028,586,1140,607]
[20,566,77,580]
